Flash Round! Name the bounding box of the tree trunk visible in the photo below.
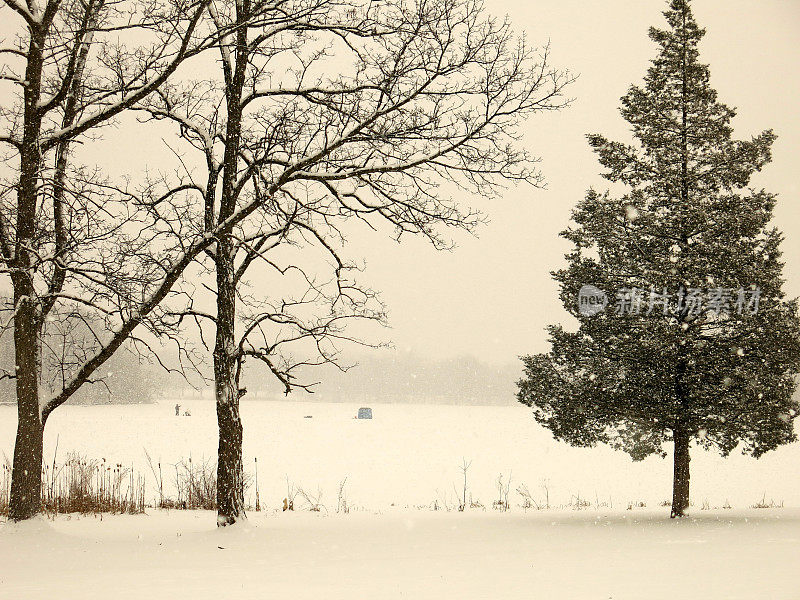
[9,30,46,522]
[9,416,43,521]
[212,1,249,527]
[670,427,691,518]
[214,237,244,526]
[215,380,244,525]
[9,296,44,521]
[671,7,691,521]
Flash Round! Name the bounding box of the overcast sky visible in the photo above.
[3,0,798,370]
[339,0,800,365]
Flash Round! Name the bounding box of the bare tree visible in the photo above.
[0,0,571,525]
[137,0,572,526]
[494,471,510,511]
[0,0,276,521]
[134,0,389,526]
[458,458,471,511]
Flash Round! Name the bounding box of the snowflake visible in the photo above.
[625,205,640,221]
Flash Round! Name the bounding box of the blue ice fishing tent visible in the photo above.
[357,407,373,419]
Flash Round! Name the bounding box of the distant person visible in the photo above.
[175,403,180,416]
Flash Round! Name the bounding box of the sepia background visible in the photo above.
[1,2,799,597]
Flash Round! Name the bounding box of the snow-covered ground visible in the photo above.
[1,508,797,599]
[1,400,799,599]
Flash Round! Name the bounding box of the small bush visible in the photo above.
[0,454,11,516]
[568,494,592,510]
[173,457,216,510]
[751,493,783,509]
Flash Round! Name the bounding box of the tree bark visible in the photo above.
[214,236,244,525]
[9,415,43,521]
[670,426,691,518]
[9,297,44,521]
[670,3,692,521]
[9,27,46,522]
[212,0,249,527]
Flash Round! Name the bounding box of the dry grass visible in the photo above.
[1,453,10,516]
[42,452,146,515]
[0,449,260,517]
[751,493,783,509]
[2,450,146,517]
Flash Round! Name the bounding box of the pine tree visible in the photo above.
[516,0,800,517]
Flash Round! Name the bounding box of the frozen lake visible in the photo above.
[2,399,798,511]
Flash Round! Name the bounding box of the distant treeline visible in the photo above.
[0,348,167,406]
[238,351,522,406]
[0,294,519,406]
[0,298,168,405]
